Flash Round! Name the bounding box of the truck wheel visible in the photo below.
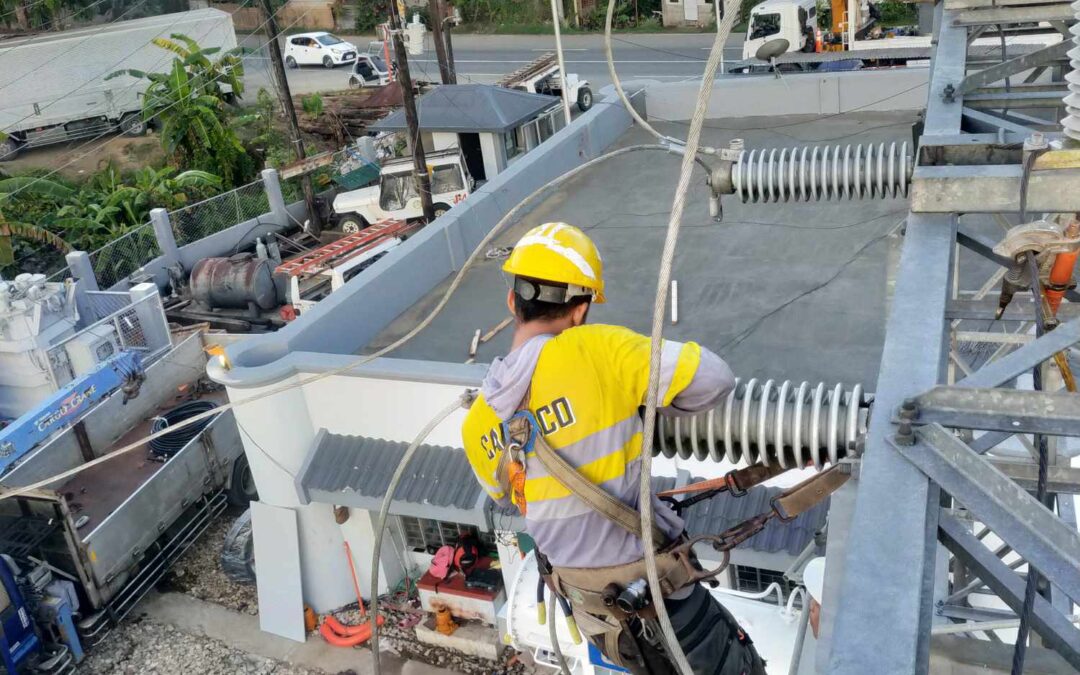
[338,215,367,234]
[119,113,147,137]
[432,203,452,218]
[577,87,593,113]
[228,454,258,506]
[0,136,21,161]
[285,55,298,69]
[221,509,256,584]
[323,55,335,69]
[349,76,362,89]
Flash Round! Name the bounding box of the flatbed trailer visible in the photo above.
[0,333,250,641]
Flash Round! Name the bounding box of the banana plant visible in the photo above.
[0,177,74,266]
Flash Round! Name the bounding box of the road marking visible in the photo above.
[409,59,709,64]
[532,48,587,51]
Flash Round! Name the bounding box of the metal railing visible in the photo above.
[45,292,171,387]
[83,290,134,324]
[87,223,161,290]
[170,179,271,246]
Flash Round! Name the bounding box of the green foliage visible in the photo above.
[739,0,763,27]
[355,0,389,33]
[817,0,830,29]
[301,93,324,118]
[877,0,916,25]
[112,34,254,186]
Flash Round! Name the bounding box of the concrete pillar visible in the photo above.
[66,251,98,292]
[65,250,97,327]
[262,168,290,226]
[149,208,180,267]
[127,282,171,354]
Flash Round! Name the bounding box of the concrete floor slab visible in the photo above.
[139,591,455,675]
[368,114,924,389]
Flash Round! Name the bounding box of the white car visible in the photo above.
[284,32,358,69]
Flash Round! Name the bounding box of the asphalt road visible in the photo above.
[240,32,747,96]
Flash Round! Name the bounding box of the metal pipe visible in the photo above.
[550,0,573,126]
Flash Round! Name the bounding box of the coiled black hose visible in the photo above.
[149,401,218,456]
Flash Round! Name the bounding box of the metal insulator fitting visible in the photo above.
[895,420,915,446]
[655,379,868,469]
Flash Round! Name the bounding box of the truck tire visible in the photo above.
[119,113,147,137]
[349,76,362,89]
[577,87,593,113]
[432,202,452,218]
[0,136,21,162]
[228,454,258,506]
[323,55,335,69]
[221,509,256,584]
[286,55,298,69]
[338,215,367,234]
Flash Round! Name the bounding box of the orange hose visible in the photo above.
[324,614,385,637]
[344,541,367,619]
[320,615,386,646]
[1046,250,1079,315]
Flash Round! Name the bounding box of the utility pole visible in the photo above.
[444,5,457,84]
[550,0,573,125]
[260,0,321,233]
[389,4,435,222]
[428,0,452,84]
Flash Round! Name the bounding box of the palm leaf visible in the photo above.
[0,177,74,201]
[151,37,192,59]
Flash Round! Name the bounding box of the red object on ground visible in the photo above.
[320,615,386,646]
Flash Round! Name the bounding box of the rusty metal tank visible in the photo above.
[190,255,277,310]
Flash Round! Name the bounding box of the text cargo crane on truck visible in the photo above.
[497,52,593,113]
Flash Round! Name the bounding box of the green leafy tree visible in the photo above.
[109,34,253,186]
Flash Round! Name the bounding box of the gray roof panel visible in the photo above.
[369,84,560,134]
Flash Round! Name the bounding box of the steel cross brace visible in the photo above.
[891,424,1080,602]
[939,513,1080,670]
[910,386,1080,436]
[956,315,1080,389]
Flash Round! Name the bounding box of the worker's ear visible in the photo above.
[571,301,590,327]
[506,288,517,319]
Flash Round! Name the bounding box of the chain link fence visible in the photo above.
[45,292,171,386]
[87,223,161,290]
[170,179,272,247]
[83,290,134,323]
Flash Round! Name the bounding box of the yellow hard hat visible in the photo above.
[503,223,605,304]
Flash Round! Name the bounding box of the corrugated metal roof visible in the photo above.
[297,432,825,553]
[297,432,486,523]
[369,84,560,134]
[680,481,828,556]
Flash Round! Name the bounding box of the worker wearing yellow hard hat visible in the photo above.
[462,223,764,674]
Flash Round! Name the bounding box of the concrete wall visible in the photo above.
[642,69,929,121]
[662,0,715,27]
[220,87,639,379]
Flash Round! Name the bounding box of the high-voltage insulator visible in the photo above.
[1062,1,1080,141]
[731,142,912,203]
[655,379,869,469]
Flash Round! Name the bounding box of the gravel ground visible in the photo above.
[81,618,326,675]
[160,507,259,615]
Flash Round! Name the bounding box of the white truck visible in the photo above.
[348,54,391,88]
[497,52,593,113]
[0,8,237,161]
[742,0,820,60]
[331,150,473,232]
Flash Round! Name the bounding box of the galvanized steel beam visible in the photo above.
[827,213,957,675]
[896,424,1080,602]
[954,4,1076,25]
[911,165,1080,213]
[958,41,1073,96]
[992,460,1080,494]
[946,299,1080,321]
[955,316,1080,388]
[912,387,1080,436]
[939,513,1080,670]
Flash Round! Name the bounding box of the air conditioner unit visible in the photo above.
[64,324,121,378]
